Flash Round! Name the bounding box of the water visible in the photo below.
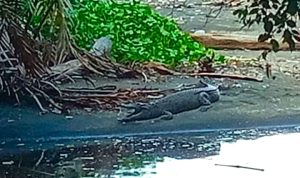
[1,126,300,178]
[122,133,300,178]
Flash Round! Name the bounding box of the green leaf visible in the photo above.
[270,39,280,52]
[258,33,271,42]
[286,20,296,28]
[264,20,273,33]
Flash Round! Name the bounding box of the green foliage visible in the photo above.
[233,0,300,51]
[23,0,224,66]
[68,0,223,66]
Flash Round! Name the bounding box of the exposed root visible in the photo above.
[0,15,142,113]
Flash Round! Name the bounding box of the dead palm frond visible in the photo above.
[0,0,140,113]
[0,16,58,112]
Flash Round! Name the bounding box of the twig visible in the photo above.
[141,72,148,83]
[24,167,55,177]
[202,6,224,28]
[215,163,264,171]
[25,87,48,113]
[65,85,117,91]
[34,150,45,168]
[31,85,63,110]
[41,80,62,97]
[61,88,115,94]
[180,72,263,82]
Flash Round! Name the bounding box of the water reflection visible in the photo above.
[125,133,300,178]
[0,127,300,178]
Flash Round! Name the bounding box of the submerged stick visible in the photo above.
[215,163,264,171]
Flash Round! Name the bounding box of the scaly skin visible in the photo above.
[118,80,220,123]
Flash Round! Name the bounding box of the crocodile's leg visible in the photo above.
[118,104,157,123]
[199,105,212,112]
[123,103,150,117]
[150,111,173,124]
[160,111,173,120]
[198,92,212,112]
[117,112,143,123]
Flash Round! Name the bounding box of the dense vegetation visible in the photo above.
[29,0,224,66]
[0,0,225,112]
[234,0,300,51]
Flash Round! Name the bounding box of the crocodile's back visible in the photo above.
[120,80,220,122]
[153,89,202,114]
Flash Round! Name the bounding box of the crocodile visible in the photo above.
[118,80,220,123]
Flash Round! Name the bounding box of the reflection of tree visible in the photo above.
[118,154,163,170]
[2,127,292,177]
[0,136,222,177]
[115,154,163,177]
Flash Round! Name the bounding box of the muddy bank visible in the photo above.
[1,0,300,156]
[1,73,300,146]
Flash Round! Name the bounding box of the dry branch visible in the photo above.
[182,72,263,82]
[0,15,141,113]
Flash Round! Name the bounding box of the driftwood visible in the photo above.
[191,33,300,51]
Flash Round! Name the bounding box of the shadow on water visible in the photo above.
[0,126,300,178]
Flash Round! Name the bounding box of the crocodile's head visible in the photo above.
[196,79,220,103]
[206,89,220,103]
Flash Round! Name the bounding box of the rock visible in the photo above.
[233,83,242,88]
[89,36,113,58]
[2,161,14,165]
[194,30,206,36]
[186,3,195,8]
[7,119,15,123]
[16,143,25,147]
[65,115,74,120]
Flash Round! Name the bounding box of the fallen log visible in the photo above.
[191,33,300,51]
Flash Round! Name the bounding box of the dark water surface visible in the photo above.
[0,125,300,178]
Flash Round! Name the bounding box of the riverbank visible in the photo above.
[1,0,300,155]
[1,73,300,142]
